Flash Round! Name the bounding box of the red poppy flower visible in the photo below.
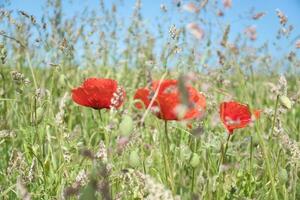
[72,78,125,109]
[134,80,206,121]
[220,101,260,134]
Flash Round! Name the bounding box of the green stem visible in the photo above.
[191,138,197,193]
[33,96,38,145]
[218,134,231,172]
[258,94,279,200]
[98,110,109,148]
[26,53,38,90]
[256,124,279,200]
[191,169,195,193]
[162,144,169,187]
[293,163,298,200]
[98,109,103,122]
[34,96,37,125]
[249,136,253,172]
[271,95,279,136]
[162,120,175,193]
[164,120,170,145]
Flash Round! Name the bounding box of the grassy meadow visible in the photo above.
[0,0,300,199]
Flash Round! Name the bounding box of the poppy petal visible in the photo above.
[134,79,206,121]
[71,78,125,110]
[253,109,261,119]
[134,88,151,109]
[72,87,92,107]
[220,101,255,134]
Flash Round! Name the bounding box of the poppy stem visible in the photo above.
[33,96,38,143]
[164,120,170,145]
[162,120,175,193]
[34,95,37,125]
[191,138,197,194]
[98,109,109,149]
[249,136,253,172]
[224,134,231,158]
[218,134,231,172]
[98,109,103,122]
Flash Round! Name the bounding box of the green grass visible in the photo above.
[0,1,300,199]
[1,64,300,199]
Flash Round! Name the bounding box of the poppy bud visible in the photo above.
[278,168,288,182]
[119,115,133,136]
[190,153,200,167]
[129,150,140,168]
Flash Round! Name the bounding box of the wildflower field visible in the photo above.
[0,0,300,199]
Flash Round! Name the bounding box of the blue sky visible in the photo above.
[5,0,300,57]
